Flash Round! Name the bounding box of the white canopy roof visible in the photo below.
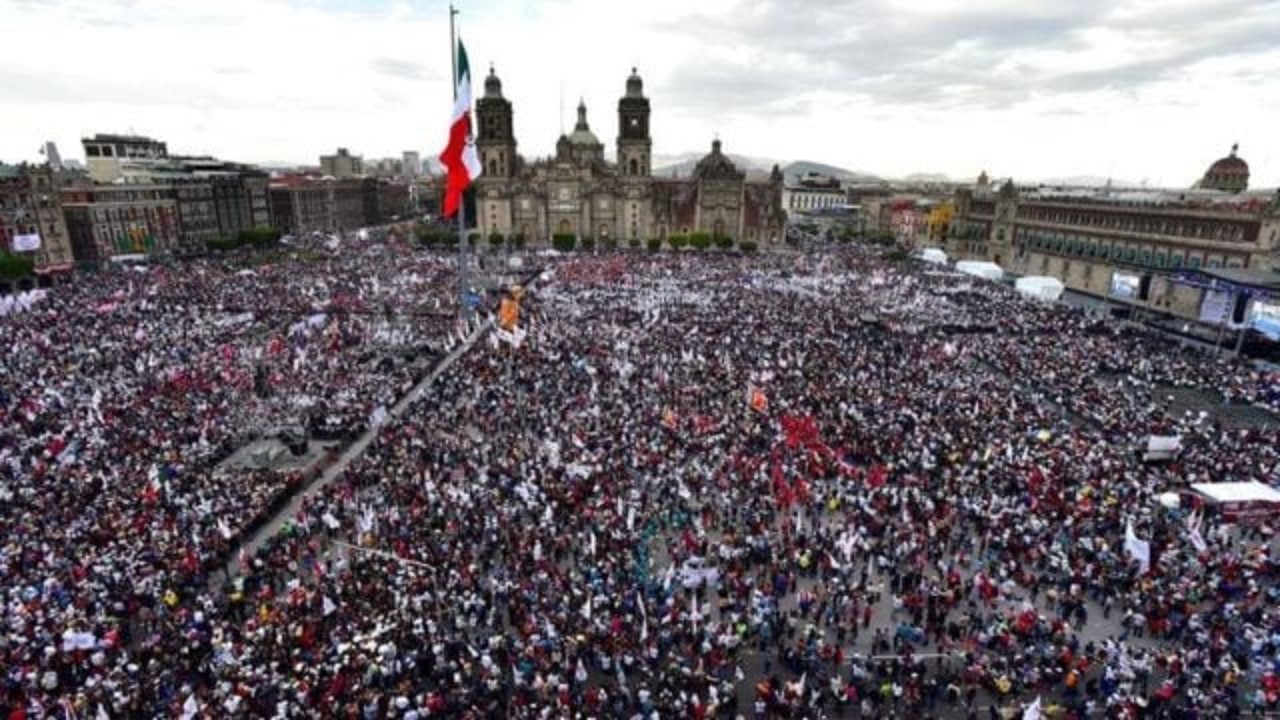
[1191,481,1280,505]
[955,260,1004,282]
[1015,275,1065,302]
[918,247,947,264]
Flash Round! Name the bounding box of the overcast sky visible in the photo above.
[3,0,1278,186]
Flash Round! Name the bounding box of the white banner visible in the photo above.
[1124,523,1151,574]
[1199,289,1239,327]
[1144,435,1182,462]
[12,233,41,252]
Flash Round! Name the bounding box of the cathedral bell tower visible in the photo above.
[616,68,651,178]
[475,65,515,179]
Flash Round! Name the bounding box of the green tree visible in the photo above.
[205,236,240,252]
[415,225,441,246]
[552,234,577,252]
[580,237,597,252]
[628,238,641,250]
[738,241,758,254]
[714,234,733,250]
[0,252,35,280]
[667,234,689,250]
[647,238,662,252]
[689,232,712,251]
[238,226,281,247]
[488,232,505,251]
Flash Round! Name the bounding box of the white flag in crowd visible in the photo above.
[1186,511,1208,554]
[1125,523,1151,574]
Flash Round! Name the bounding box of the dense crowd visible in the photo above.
[0,235,469,718]
[4,244,1280,718]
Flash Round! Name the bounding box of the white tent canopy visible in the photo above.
[1015,276,1065,302]
[1191,481,1280,505]
[955,260,1004,282]
[918,247,947,265]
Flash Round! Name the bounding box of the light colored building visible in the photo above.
[0,163,75,274]
[948,148,1280,321]
[80,135,271,244]
[82,133,168,183]
[473,67,784,247]
[403,151,421,178]
[783,173,845,213]
[320,148,363,179]
[368,158,404,178]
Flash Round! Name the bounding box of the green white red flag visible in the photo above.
[439,39,482,217]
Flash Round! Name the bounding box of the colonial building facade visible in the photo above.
[473,68,785,247]
[948,148,1280,320]
[0,163,75,273]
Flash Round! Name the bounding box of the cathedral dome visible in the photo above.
[568,99,601,147]
[694,139,743,180]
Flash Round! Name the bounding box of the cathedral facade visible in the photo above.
[473,68,786,248]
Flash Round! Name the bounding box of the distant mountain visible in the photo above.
[652,151,779,178]
[783,161,879,183]
[653,153,880,183]
[258,161,308,171]
[899,172,953,184]
[1035,175,1144,188]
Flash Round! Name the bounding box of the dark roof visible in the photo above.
[1207,145,1249,176]
[1209,157,1249,175]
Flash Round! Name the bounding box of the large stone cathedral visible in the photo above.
[473,68,786,247]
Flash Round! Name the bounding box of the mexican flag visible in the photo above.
[439,39,482,218]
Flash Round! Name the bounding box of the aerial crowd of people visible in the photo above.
[2,238,1279,719]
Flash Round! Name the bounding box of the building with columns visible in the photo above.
[947,147,1280,322]
[473,67,785,247]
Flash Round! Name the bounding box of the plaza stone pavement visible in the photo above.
[6,247,1280,719]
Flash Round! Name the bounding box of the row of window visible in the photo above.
[1016,230,1238,269]
[951,222,986,240]
[1018,207,1250,243]
[789,193,843,211]
[93,206,174,223]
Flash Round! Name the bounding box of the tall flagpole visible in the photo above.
[450,3,471,322]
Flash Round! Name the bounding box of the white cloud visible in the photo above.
[0,0,1275,186]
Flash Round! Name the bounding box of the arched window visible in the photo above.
[629,158,638,176]
[488,159,497,176]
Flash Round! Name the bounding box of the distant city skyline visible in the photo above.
[2,0,1278,187]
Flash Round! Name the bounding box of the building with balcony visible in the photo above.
[782,173,846,213]
[0,163,75,274]
[948,153,1280,321]
[82,133,169,183]
[80,134,271,245]
[61,184,180,264]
